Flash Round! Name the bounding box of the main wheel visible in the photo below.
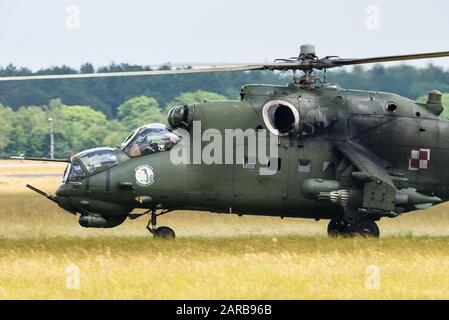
[153,226,176,239]
[349,220,380,238]
[327,218,348,237]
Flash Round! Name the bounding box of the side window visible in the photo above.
[68,161,86,182]
[298,159,311,173]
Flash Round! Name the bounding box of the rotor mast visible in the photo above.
[295,44,325,89]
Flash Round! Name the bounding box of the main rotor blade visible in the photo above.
[0,65,265,82]
[11,156,70,163]
[325,51,449,67]
[2,49,449,81]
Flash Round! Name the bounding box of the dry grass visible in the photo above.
[2,236,449,300]
[1,161,449,299]
[0,160,66,194]
[0,160,66,175]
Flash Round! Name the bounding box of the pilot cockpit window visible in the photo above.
[121,124,181,158]
[77,148,119,175]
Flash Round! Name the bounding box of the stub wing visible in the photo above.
[333,140,396,188]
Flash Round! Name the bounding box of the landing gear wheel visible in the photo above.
[153,226,176,239]
[146,209,176,240]
[349,220,380,238]
[327,218,348,237]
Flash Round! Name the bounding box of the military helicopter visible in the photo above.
[5,44,449,239]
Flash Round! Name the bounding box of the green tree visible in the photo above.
[6,106,49,157]
[1,99,136,158]
[56,105,109,156]
[117,96,165,131]
[164,90,227,114]
[102,120,128,147]
[80,63,95,74]
[0,104,13,155]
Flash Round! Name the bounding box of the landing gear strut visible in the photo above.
[327,218,380,238]
[146,209,175,239]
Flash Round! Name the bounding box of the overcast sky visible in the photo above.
[1,0,449,70]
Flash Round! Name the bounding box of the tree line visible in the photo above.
[0,91,226,158]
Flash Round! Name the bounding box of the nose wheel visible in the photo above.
[146,209,176,239]
[153,226,176,239]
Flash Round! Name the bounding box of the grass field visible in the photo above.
[1,160,449,299]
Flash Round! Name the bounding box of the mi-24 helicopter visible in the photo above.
[4,44,449,238]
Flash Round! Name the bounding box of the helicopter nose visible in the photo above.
[55,183,70,197]
[55,184,78,214]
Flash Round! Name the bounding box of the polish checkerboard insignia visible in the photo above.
[408,148,430,171]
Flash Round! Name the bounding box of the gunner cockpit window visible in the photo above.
[77,148,119,175]
[121,124,181,158]
[68,160,85,182]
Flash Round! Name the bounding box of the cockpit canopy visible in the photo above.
[63,147,118,183]
[78,148,118,174]
[75,147,119,175]
[62,124,180,183]
[121,123,181,158]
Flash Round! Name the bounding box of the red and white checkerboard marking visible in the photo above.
[409,148,430,171]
